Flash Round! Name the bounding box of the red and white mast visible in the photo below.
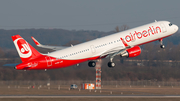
[95,59,101,89]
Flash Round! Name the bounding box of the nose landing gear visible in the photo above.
[159,39,165,49]
[160,45,165,49]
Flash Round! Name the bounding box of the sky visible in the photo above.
[0,0,180,32]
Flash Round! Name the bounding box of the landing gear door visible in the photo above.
[45,56,52,67]
[90,45,96,54]
[160,23,167,33]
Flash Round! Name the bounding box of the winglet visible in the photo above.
[31,37,41,46]
[120,38,130,48]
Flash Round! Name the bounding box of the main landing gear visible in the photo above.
[88,57,116,68]
[159,39,165,49]
[107,57,115,68]
[108,62,115,68]
[88,61,96,67]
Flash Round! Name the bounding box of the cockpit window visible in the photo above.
[169,23,173,26]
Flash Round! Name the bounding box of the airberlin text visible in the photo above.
[125,26,161,42]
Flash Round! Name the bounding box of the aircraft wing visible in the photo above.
[31,37,67,50]
[99,46,125,58]
[100,38,132,58]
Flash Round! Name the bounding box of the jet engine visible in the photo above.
[120,46,141,58]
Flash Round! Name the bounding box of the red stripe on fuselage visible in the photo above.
[52,56,100,69]
[16,55,101,70]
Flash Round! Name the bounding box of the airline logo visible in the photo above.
[125,26,161,42]
[120,38,129,47]
[14,38,32,58]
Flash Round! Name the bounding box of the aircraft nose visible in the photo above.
[174,24,179,32]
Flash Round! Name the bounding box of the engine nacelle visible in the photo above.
[120,46,141,58]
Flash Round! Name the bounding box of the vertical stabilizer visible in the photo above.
[12,35,42,62]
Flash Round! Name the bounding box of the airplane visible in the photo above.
[7,20,178,70]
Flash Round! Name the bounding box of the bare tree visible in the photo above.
[115,25,130,32]
[115,26,120,32]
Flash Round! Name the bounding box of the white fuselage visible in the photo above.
[13,20,179,70]
[48,21,178,60]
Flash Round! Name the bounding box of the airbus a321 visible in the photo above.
[7,20,179,70]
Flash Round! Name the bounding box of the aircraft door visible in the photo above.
[90,45,96,54]
[160,23,167,33]
[45,56,52,67]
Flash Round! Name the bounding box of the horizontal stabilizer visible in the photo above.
[3,63,19,67]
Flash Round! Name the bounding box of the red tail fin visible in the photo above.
[12,35,42,62]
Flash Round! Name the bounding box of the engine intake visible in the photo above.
[120,46,141,58]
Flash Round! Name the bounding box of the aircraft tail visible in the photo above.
[12,35,42,62]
